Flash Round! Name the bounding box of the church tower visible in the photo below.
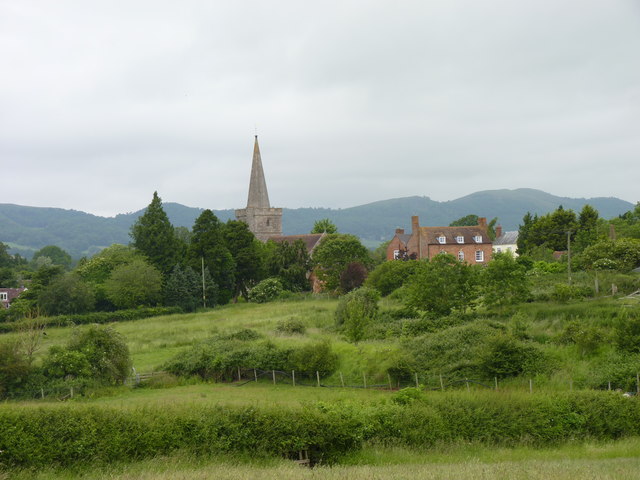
[235,136,283,241]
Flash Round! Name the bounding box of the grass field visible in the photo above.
[6,438,640,479]
[3,295,640,478]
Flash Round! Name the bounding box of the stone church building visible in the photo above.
[235,136,283,241]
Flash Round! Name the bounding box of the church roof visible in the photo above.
[268,233,325,254]
[246,136,271,209]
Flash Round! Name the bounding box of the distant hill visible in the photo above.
[0,189,634,258]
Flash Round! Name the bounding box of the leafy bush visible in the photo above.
[478,335,547,379]
[249,278,284,303]
[0,307,183,333]
[275,318,306,335]
[0,341,32,397]
[42,325,131,384]
[365,260,420,296]
[551,283,593,302]
[614,310,640,354]
[287,340,338,378]
[334,287,380,343]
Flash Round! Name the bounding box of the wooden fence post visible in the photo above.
[415,372,419,388]
[363,372,367,389]
[316,371,321,387]
[292,370,296,387]
[440,374,444,391]
[387,373,393,390]
[494,377,498,391]
[272,370,276,385]
[254,369,257,382]
[41,387,44,399]
[238,366,241,382]
[529,378,533,394]
[465,378,470,392]
[340,371,345,388]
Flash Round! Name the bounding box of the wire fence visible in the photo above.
[6,368,640,401]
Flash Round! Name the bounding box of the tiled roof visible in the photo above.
[419,226,490,245]
[493,231,519,245]
[268,233,325,253]
[397,233,411,245]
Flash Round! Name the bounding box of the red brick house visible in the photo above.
[0,287,26,309]
[387,215,493,265]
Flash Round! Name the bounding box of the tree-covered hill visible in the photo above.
[0,189,634,258]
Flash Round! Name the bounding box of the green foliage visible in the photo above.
[578,238,640,272]
[264,239,312,292]
[550,283,592,302]
[37,273,95,315]
[0,266,18,287]
[365,260,420,296]
[614,310,640,354]
[104,259,163,309]
[249,278,284,303]
[288,340,339,377]
[32,245,73,270]
[449,214,480,227]
[0,307,182,333]
[518,207,579,255]
[44,325,131,384]
[404,255,477,316]
[478,335,547,379]
[531,260,566,274]
[275,318,306,335]
[164,334,338,381]
[164,264,216,311]
[405,320,507,379]
[0,341,32,397]
[187,210,235,304]
[313,234,370,293]
[223,220,264,300]
[574,204,601,251]
[557,321,605,357]
[481,252,530,308]
[130,191,179,275]
[0,242,13,268]
[311,218,338,234]
[334,287,380,343]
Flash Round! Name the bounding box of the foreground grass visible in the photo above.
[6,438,640,480]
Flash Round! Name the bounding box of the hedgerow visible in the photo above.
[0,306,183,333]
[1,391,639,469]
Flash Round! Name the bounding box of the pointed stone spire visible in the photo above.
[246,135,271,208]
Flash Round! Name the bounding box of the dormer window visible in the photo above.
[474,235,482,243]
[437,236,446,244]
[456,236,464,244]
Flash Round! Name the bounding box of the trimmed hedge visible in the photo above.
[0,307,183,333]
[1,391,639,468]
[0,404,362,467]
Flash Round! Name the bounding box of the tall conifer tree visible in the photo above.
[130,192,178,275]
[187,210,235,305]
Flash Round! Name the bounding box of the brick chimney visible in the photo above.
[495,225,502,239]
[395,228,405,235]
[411,216,420,234]
[477,217,487,229]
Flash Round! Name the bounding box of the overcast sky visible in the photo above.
[1,1,639,217]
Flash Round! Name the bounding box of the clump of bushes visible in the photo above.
[551,284,593,302]
[249,278,283,303]
[163,334,338,381]
[334,287,380,343]
[275,318,306,335]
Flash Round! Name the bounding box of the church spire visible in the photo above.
[246,135,271,208]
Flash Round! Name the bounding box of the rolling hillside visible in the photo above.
[0,189,634,258]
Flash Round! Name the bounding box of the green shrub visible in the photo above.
[287,340,338,378]
[334,287,380,343]
[249,278,284,303]
[43,325,132,385]
[478,335,547,379]
[614,310,640,353]
[551,283,593,302]
[275,318,306,335]
[365,260,420,296]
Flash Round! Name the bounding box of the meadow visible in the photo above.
[2,291,640,478]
